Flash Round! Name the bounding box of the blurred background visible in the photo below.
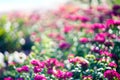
[0,0,120,80]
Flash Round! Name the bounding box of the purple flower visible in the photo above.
[104,70,120,80]
[59,41,71,49]
[33,66,42,73]
[79,38,89,44]
[47,68,53,74]
[112,5,120,16]
[34,74,47,80]
[104,41,114,47]
[17,78,24,80]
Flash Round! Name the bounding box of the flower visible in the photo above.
[104,70,120,80]
[92,23,105,31]
[33,66,42,73]
[63,25,73,33]
[112,5,120,16]
[53,70,73,79]
[4,77,14,80]
[82,75,93,80]
[34,74,47,80]
[17,78,24,80]
[13,51,27,64]
[59,41,71,49]
[0,52,6,68]
[94,33,106,43]
[99,51,112,57]
[21,66,29,72]
[16,65,29,73]
[16,67,23,73]
[69,57,89,67]
[31,60,40,66]
[47,68,53,74]
[106,19,114,27]
[108,62,117,68]
[79,38,89,44]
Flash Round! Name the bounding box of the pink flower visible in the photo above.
[92,23,105,30]
[59,41,71,49]
[106,19,114,27]
[94,33,106,43]
[16,67,23,73]
[100,51,112,57]
[53,70,73,79]
[33,66,42,73]
[79,38,89,44]
[47,68,53,74]
[82,75,93,80]
[104,70,120,80]
[21,66,29,72]
[45,58,58,68]
[4,77,13,80]
[31,60,40,66]
[16,66,29,73]
[34,74,47,80]
[108,62,117,68]
[64,25,73,33]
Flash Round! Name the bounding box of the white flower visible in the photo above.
[13,51,27,64]
[0,52,6,68]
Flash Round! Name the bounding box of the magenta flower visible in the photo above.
[16,66,29,73]
[64,25,73,33]
[31,60,40,66]
[108,62,117,68]
[92,23,105,30]
[65,71,73,78]
[106,19,114,27]
[16,67,23,73]
[104,70,120,80]
[94,33,106,43]
[34,74,47,80]
[4,77,14,80]
[17,78,24,80]
[100,51,112,57]
[45,58,58,68]
[59,41,71,49]
[47,68,53,74]
[33,66,42,73]
[21,66,29,72]
[79,38,89,44]
[79,16,90,22]
[53,70,73,79]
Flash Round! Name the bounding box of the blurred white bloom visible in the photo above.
[4,21,11,32]
[13,51,27,64]
[0,52,6,68]
[8,54,14,64]
[19,38,25,45]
